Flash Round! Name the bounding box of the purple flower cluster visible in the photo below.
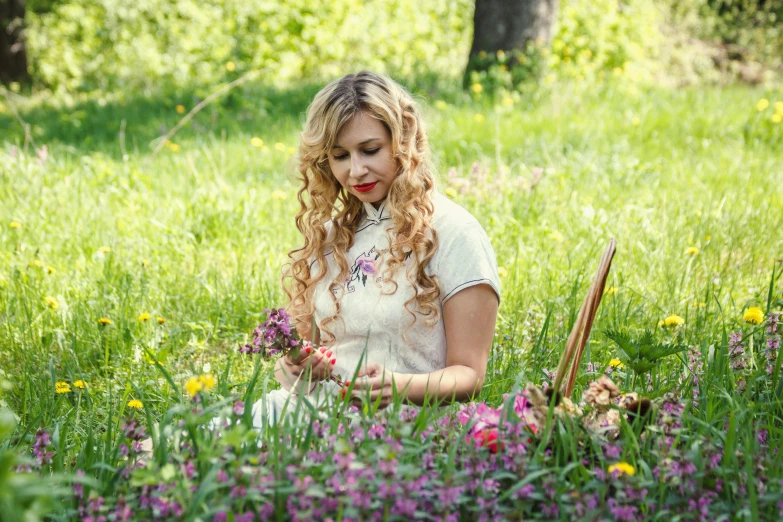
[239,308,301,357]
[728,331,748,376]
[764,312,781,374]
[32,429,54,467]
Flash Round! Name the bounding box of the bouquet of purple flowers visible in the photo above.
[239,308,305,359]
[239,308,344,386]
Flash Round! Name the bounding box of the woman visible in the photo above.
[253,71,500,427]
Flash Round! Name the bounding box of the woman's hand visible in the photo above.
[275,345,337,393]
[347,363,398,410]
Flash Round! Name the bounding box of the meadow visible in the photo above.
[1,78,783,520]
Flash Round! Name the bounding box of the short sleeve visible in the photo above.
[433,221,501,304]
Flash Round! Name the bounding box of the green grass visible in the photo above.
[1,79,783,518]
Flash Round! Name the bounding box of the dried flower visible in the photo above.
[584,376,620,407]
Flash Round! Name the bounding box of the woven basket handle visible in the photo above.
[551,239,617,398]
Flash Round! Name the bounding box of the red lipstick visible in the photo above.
[353,182,377,193]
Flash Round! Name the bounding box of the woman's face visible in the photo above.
[327,111,398,209]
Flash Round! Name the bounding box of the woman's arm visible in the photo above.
[351,284,498,407]
[396,283,498,405]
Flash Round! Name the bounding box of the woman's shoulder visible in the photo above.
[430,191,485,234]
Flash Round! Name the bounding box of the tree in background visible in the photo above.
[463,0,558,87]
[1,0,29,85]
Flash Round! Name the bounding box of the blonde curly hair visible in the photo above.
[283,71,440,345]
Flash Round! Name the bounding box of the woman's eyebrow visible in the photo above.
[331,138,380,149]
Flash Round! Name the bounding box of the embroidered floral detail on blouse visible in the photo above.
[356,256,377,276]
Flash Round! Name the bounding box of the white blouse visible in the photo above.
[310,191,501,382]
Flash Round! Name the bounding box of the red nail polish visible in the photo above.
[319,347,326,353]
[326,350,333,358]
[305,346,312,354]
[330,358,336,365]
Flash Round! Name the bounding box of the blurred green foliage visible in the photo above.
[25,0,473,98]
[21,0,783,102]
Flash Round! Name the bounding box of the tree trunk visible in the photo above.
[464,0,558,86]
[1,0,30,85]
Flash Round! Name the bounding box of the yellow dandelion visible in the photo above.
[250,137,264,148]
[502,96,514,107]
[605,287,618,296]
[686,247,699,255]
[138,312,151,322]
[74,380,86,389]
[184,376,203,397]
[474,114,485,123]
[175,104,186,114]
[608,462,635,476]
[157,317,166,324]
[287,146,296,155]
[434,100,448,110]
[663,314,685,327]
[45,296,59,309]
[98,246,111,254]
[471,83,483,94]
[46,266,56,275]
[771,113,782,124]
[658,320,665,327]
[274,142,286,151]
[757,98,770,111]
[30,259,44,268]
[609,358,625,369]
[497,267,508,278]
[164,141,181,153]
[743,307,764,325]
[198,374,216,391]
[225,61,236,72]
[445,187,458,198]
[127,399,143,409]
[261,145,269,152]
[775,101,783,114]
[9,221,22,229]
[98,317,113,326]
[55,381,71,394]
[631,117,640,126]
[141,260,150,268]
[271,190,287,200]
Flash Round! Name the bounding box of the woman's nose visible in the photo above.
[349,157,368,178]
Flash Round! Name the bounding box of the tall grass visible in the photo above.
[1,79,782,519]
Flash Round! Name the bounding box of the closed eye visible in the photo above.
[332,149,381,161]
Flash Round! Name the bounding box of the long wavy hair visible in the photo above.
[283,71,440,345]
